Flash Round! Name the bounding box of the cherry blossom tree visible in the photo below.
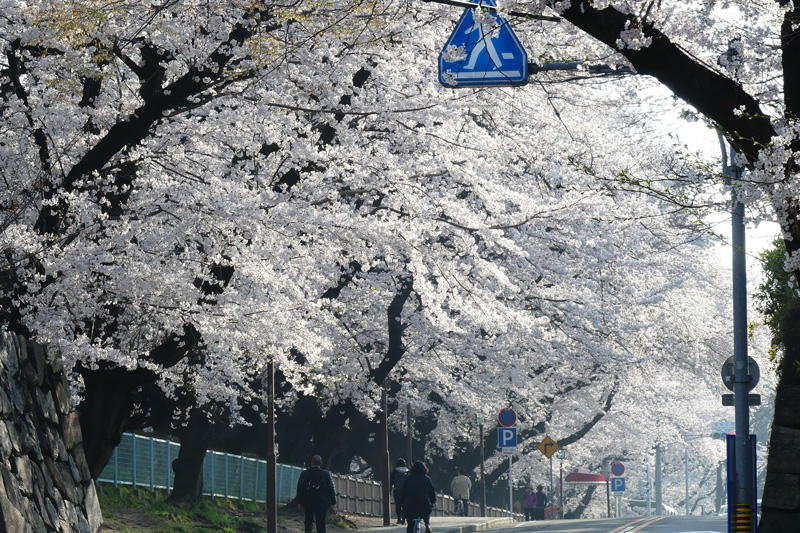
[0,0,772,519]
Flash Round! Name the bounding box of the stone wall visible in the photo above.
[0,332,102,532]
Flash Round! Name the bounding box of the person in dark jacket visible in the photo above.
[390,458,410,524]
[399,461,436,533]
[533,485,547,520]
[296,455,337,533]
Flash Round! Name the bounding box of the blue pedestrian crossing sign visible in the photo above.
[438,0,528,87]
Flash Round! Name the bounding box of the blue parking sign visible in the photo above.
[611,477,626,492]
[497,427,517,448]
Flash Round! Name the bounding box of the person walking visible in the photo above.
[399,460,436,533]
[390,458,410,524]
[522,485,536,521]
[533,485,547,521]
[296,455,337,533]
[449,470,471,517]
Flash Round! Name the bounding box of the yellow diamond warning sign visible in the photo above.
[538,436,559,458]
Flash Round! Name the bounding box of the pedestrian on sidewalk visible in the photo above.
[390,458,410,524]
[296,455,337,533]
[522,485,536,521]
[533,485,547,521]
[449,470,471,516]
[399,460,436,533]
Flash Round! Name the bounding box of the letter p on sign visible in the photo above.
[498,427,517,448]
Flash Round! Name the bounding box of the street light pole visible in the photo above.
[406,404,413,464]
[265,361,277,533]
[655,445,663,516]
[685,447,689,516]
[381,388,391,526]
[720,135,755,531]
[478,417,486,517]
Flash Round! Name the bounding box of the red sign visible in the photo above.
[611,462,625,476]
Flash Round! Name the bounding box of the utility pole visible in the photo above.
[685,447,690,516]
[381,388,390,526]
[478,417,486,517]
[655,445,663,516]
[558,448,564,519]
[646,462,652,516]
[720,135,755,532]
[406,404,413,464]
[265,361,277,533]
[508,455,513,518]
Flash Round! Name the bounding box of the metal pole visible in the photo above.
[559,458,563,519]
[406,404,413,464]
[266,361,277,533]
[133,435,138,489]
[549,456,553,517]
[646,462,651,516]
[480,423,486,517]
[606,475,611,518]
[381,388,391,526]
[685,447,689,516]
[166,441,172,492]
[508,455,513,519]
[723,139,754,532]
[150,437,154,492]
[655,445,663,516]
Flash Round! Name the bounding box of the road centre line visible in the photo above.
[627,517,666,532]
[607,516,665,533]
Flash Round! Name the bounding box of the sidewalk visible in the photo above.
[360,516,514,533]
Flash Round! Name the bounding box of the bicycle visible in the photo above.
[411,518,423,533]
[455,499,465,517]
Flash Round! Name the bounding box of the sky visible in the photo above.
[642,85,782,281]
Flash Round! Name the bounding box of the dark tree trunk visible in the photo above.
[168,406,213,505]
[564,485,597,519]
[759,303,800,532]
[79,366,153,478]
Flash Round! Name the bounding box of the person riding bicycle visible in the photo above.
[450,470,471,517]
[399,461,436,533]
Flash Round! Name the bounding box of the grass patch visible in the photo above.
[96,483,358,532]
[97,483,269,532]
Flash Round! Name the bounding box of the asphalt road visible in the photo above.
[489,516,728,533]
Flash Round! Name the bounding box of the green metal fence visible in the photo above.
[97,432,515,519]
[97,433,303,503]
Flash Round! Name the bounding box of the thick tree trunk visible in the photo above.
[759,303,800,532]
[79,366,153,478]
[168,407,213,505]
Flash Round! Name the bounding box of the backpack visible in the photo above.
[302,472,325,503]
[393,469,409,495]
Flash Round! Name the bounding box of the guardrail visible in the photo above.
[98,432,518,518]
